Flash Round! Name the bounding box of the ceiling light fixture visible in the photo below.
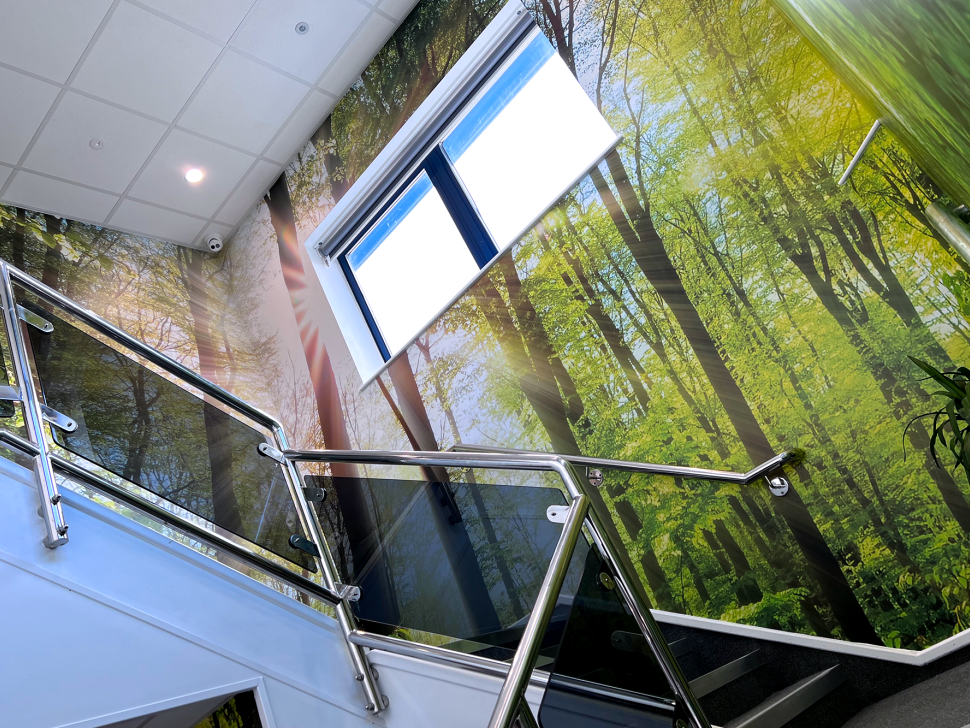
[185,168,204,184]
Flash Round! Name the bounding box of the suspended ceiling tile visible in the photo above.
[317,11,396,97]
[71,2,222,122]
[262,89,336,164]
[135,0,255,44]
[108,198,206,242]
[377,0,421,21]
[214,158,282,224]
[0,67,61,165]
[0,0,114,83]
[129,129,255,218]
[24,92,167,194]
[178,51,308,155]
[231,0,369,84]
[2,171,119,223]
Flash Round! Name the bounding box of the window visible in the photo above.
[311,3,618,382]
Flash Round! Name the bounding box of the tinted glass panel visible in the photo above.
[312,474,586,649]
[539,547,676,728]
[0,335,13,418]
[25,303,313,571]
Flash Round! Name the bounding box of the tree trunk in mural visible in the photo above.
[177,248,244,534]
[416,336,527,619]
[589,152,880,643]
[264,174,401,621]
[475,253,658,609]
[383,356,504,634]
[11,208,26,271]
[605,479,678,611]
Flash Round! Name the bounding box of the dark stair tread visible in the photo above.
[722,665,844,728]
[690,650,765,698]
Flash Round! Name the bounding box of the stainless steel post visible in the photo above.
[486,493,589,728]
[0,261,67,547]
[271,425,385,714]
[560,457,711,728]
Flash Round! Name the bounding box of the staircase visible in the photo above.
[654,618,970,728]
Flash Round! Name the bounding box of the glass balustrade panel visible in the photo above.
[22,300,314,571]
[538,545,678,728]
[310,473,587,658]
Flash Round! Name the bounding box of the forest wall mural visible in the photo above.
[3,0,970,651]
[771,0,970,206]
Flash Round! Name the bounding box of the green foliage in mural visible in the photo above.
[376,0,970,649]
[772,0,970,205]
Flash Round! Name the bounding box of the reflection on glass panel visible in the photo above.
[442,33,616,248]
[24,302,313,571]
[346,171,480,353]
[312,474,587,650]
[0,334,13,418]
[539,547,677,728]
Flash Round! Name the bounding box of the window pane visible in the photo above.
[347,172,479,353]
[443,33,616,248]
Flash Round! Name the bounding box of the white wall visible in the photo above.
[0,454,544,728]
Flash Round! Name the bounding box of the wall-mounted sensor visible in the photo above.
[205,233,224,253]
[295,21,309,34]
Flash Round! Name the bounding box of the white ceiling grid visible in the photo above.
[0,0,414,248]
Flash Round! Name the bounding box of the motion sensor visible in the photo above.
[205,233,225,253]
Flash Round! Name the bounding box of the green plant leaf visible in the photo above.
[911,357,967,399]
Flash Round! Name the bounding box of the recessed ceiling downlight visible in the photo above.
[185,168,204,184]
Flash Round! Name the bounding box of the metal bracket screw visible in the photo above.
[588,468,604,487]
[768,476,790,497]
[598,572,616,590]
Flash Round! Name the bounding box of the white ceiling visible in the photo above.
[0,0,418,249]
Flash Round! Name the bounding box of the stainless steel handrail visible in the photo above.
[0,261,385,715]
[0,259,713,725]
[449,442,799,483]
[283,448,712,728]
[0,429,344,606]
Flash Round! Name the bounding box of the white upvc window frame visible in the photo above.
[303,0,619,388]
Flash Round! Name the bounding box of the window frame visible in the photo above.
[304,0,620,388]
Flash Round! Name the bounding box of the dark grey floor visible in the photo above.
[844,659,970,728]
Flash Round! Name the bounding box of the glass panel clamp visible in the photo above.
[17,304,53,333]
[256,441,285,463]
[40,404,77,432]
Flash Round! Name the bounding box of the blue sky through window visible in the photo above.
[442,33,555,163]
[347,172,434,270]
